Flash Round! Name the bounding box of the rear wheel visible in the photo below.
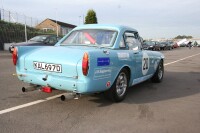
[104,69,129,102]
[151,60,164,83]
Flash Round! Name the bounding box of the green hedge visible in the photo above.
[0,20,56,50]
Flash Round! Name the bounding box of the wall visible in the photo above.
[36,19,61,34]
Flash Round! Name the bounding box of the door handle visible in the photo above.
[103,50,110,55]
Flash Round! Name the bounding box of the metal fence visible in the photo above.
[0,8,40,27]
[0,8,43,50]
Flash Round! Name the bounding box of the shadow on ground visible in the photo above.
[88,71,200,107]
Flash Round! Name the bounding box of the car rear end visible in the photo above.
[13,45,114,94]
[13,46,91,93]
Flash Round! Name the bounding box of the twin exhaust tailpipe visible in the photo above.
[22,85,52,93]
[61,93,81,101]
[22,86,40,92]
[22,86,80,101]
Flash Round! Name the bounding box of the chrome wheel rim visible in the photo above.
[158,64,163,80]
[116,72,127,97]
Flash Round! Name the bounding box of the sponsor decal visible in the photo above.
[97,57,110,66]
[106,81,111,88]
[94,69,112,74]
[142,52,150,75]
[117,53,130,60]
[94,67,112,80]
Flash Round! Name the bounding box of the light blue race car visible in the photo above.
[12,24,164,102]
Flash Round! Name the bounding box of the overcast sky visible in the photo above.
[1,0,200,39]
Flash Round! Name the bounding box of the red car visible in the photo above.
[173,42,179,48]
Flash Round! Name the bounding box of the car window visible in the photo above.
[29,36,47,42]
[144,41,155,46]
[124,32,141,51]
[48,36,57,44]
[44,38,50,44]
[61,29,117,47]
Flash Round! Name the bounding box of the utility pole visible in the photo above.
[8,11,10,22]
[83,14,85,24]
[0,9,1,20]
[56,20,58,37]
[24,15,27,42]
[55,8,58,37]
[79,16,81,25]
[2,8,4,20]
[1,0,4,20]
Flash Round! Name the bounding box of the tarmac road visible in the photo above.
[0,47,200,133]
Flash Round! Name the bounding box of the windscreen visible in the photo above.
[61,29,117,47]
[145,41,155,45]
[29,36,47,42]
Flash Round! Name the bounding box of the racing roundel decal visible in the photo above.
[142,52,150,75]
[106,81,111,88]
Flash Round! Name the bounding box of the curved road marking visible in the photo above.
[0,52,200,115]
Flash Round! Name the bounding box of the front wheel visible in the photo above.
[104,69,129,102]
[151,60,164,83]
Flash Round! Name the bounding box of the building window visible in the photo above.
[42,28,54,32]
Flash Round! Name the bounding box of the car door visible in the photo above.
[124,31,152,85]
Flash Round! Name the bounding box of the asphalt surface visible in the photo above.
[0,47,200,133]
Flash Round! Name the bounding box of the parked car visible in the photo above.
[193,41,200,47]
[173,42,179,48]
[143,41,155,50]
[158,42,167,50]
[12,24,164,102]
[158,41,173,50]
[193,41,198,47]
[179,43,187,47]
[143,41,161,51]
[9,35,61,53]
[165,41,174,50]
[152,41,161,51]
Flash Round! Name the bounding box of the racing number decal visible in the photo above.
[142,53,149,75]
[143,58,149,70]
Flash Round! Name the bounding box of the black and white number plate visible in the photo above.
[33,62,62,73]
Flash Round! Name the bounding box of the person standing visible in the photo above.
[188,41,192,49]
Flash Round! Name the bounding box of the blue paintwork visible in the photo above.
[15,24,164,94]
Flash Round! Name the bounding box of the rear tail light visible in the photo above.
[12,47,18,65]
[82,53,89,76]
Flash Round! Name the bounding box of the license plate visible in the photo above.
[33,62,62,73]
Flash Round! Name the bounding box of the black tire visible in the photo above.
[151,60,164,83]
[104,69,129,102]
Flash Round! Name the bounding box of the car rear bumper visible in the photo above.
[16,71,93,94]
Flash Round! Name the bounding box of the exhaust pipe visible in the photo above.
[22,85,40,92]
[60,93,81,101]
[60,95,66,101]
